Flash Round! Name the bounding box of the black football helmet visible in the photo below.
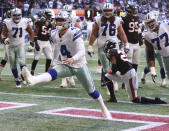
[104,40,117,53]
[6,10,11,18]
[43,9,53,20]
[125,4,138,16]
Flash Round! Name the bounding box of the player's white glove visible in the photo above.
[2,38,9,45]
[150,67,157,83]
[88,45,94,57]
[124,42,130,54]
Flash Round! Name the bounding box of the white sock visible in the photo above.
[96,95,111,119]
[96,95,107,111]
[34,73,52,84]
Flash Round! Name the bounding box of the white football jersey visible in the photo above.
[144,22,169,57]
[5,18,29,46]
[52,27,87,68]
[95,16,123,48]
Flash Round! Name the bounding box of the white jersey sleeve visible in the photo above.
[71,28,86,62]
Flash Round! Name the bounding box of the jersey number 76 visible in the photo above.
[101,24,116,36]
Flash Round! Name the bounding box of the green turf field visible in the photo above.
[0,44,169,131]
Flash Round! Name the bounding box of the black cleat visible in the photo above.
[106,97,117,103]
[155,97,167,104]
[141,78,146,84]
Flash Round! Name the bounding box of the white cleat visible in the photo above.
[101,108,112,120]
[60,78,67,88]
[68,77,75,87]
[16,84,22,88]
[22,67,36,86]
[15,78,22,88]
[161,79,167,88]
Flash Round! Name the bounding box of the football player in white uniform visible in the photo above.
[88,3,129,102]
[22,11,112,120]
[104,40,167,104]
[144,11,169,85]
[59,4,81,88]
[1,8,34,88]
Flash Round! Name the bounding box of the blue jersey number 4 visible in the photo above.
[60,45,72,58]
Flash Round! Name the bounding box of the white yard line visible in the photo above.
[0,92,168,106]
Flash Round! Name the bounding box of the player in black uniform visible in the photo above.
[104,40,167,104]
[121,4,142,88]
[31,9,54,75]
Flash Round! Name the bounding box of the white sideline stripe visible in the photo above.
[0,92,168,107]
[37,107,167,131]
[0,101,37,110]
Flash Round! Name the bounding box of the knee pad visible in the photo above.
[48,68,57,80]
[89,90,100,99]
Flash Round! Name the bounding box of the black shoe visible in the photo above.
[31,71,34,76]
[139,86,142,88]
[122,83,125,89]
[155,97,167,104]
[141,78,146,84]
[106,97,117,103]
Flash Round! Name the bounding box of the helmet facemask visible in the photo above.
[145,19,158,31]
[55,11,72,31]
[102,3,114,18]
[11,8,22,24]
[145,11,159,32]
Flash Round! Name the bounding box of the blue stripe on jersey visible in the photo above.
[73,30,81,38]
[73,32,82,41]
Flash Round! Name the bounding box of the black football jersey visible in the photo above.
[35,20,52,41]
[110,49,133,75]
[122,15,140,44]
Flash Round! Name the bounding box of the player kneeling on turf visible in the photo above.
[104,40,167,104]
